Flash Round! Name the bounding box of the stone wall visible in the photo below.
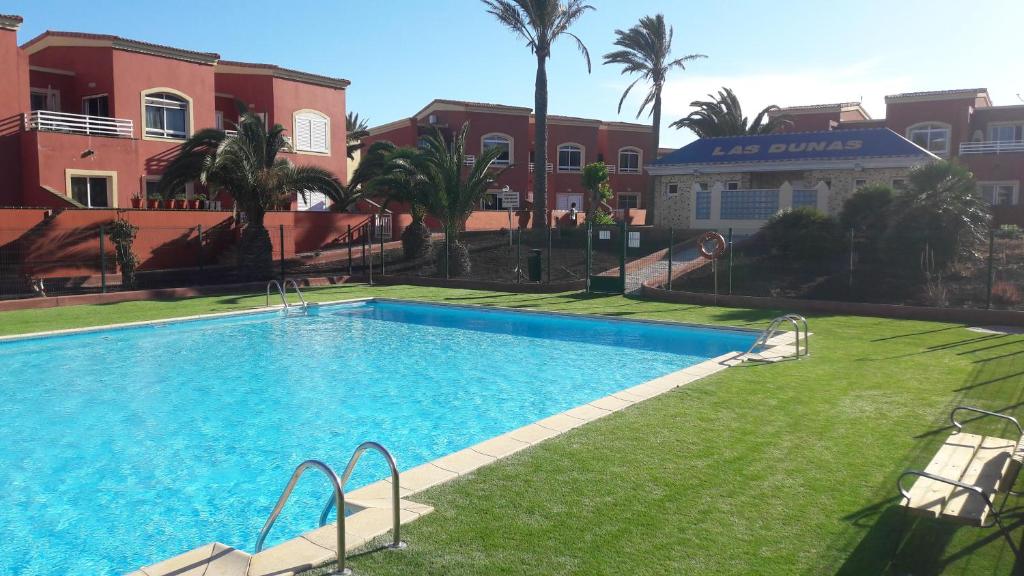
[653,167,914,229]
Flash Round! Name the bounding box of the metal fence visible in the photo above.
[666,225,1024,311]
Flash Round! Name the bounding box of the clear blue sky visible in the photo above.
[10,0,1023,147]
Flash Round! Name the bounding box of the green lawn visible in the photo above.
[3,285,1023,575]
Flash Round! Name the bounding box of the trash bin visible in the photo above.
[528,249,542,282]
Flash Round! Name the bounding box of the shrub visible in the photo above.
[759,207,842,267]
[991,281,1022,308]
[591,210,616,225]
[401,220,432,260]
[839,184,894,259]
[106,219,139,289]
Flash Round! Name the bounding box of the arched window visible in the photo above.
[907,122,951,155]
[294,109,330,154]
[557,143,584,172]
[143,91,190,139]
[617,147,642,174]
[482,133,512,165]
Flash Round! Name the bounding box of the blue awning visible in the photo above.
[654,128,935,167]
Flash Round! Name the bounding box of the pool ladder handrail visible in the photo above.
[266,278,308,312]
[744,314,809,361]
[318,441,405,550]
[254,460,349,573]
[254,443,405,575]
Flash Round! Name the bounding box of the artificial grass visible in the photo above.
[2,286,1022,575]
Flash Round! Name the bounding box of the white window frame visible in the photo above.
[557,143,584,173]
[66,170,117,208]
[988,123,1023,143]
[143,90,191,140]
[293,109,330,155]
[854,179,867,189]
[617,147,642,174]
[906,122,951,155]
[617,193,640,210]
[978,181,1020,206]
[144,176,195,200]
[215,111,224,131]
[30,87,60,112]
[81,93,109,117]
[481,133,513,166]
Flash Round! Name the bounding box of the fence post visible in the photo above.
[367,224,374,286]
[197,224,204,285]
[546,225,552,283]
[444,230,450,280]
[848,227,855,298]
[380,227,385,276]
[585,221,592,293]
[279,224,285,282]
[361,225,368,270]
[727,227,734,295]
[99,224,106,294]
[986,227,995,309]
[667,227,674,291]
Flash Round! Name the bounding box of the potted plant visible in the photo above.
[147,193,161,209]
[130,192,143,209]
[186,196,199,210]
[172,193,186,209]
[195,193,207,210]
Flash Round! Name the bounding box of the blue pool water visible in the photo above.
[0,299,754,575]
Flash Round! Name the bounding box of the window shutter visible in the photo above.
[295,117,312,151]
[309,118,328,152]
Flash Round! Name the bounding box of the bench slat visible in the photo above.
[904,433,984,518]
[942,435,1015,525]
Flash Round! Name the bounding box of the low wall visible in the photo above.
[0,275,585,312]
[0,208,372,285]
[640,282,1024,326]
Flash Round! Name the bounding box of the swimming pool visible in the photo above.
[0,299,755,574]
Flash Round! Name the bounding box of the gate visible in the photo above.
[586,221,626,294]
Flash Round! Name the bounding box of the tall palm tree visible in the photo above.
[670,87,790,137]
[159,105,342,278]
[603,13,705,221]
[482,0,594,230]
[418,122,505,275]
[346,112,370,160]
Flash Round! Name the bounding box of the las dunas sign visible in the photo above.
[712,139,863,157]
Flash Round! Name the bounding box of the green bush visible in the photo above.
[759,207,842,267]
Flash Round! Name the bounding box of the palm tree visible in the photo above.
[346,112,370,160]
[322,140,396,213]
[604,14,705,222]
[482,0,594,230]
[418,122,505,276]
[369,145,435,259]
[888,160,990,268]
[670,87,790,137]
[159,105,342,278]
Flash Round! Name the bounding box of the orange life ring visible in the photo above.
[699,231,727,260]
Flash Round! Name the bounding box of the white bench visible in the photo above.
[898,406,1024,560]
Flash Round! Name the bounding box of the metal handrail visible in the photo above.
[744,314,807,361]
[255,460,350,573]
[950,406,1023,436]
[282,279,308,309]
[266,279,288,308]
[25,110,134,138]
[784,313,809,357]
[318,441,405,550]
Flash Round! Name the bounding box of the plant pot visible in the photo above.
[195,200,206,210]
[131,198,143,209]
[186,199,199,210]
[172,199,184,209]
[147,199,161,209]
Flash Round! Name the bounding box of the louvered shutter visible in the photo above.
[309,118,328,152]
[294,117,312,151]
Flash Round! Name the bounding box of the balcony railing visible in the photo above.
[25,110,133,138]
[529,162,553,173]
[959,140,1024,155]
[464,155,476,166]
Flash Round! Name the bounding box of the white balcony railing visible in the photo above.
[529,162,554,173]
[25,110,133,138]
[617,166,642,174]
[959,140,1024,154]
[464,155,476,166]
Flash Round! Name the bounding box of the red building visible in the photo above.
[0,16,349,211]
[363,99,654,219]
[775,89,1024,224]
